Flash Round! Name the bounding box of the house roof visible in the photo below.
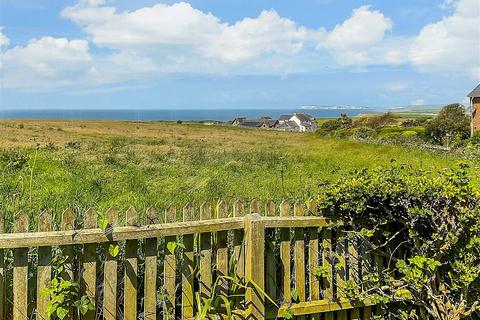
[239,121,263,128]
[292,113,314,122]
[279,114,292,121]
[285,120,299,128]
[467,84,480,98]
[262,120,278,127]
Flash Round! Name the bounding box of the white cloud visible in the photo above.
[322,6,393,65]
[1,37,95,88]
[62,2,320,64]
[2,1,478,89]
[410,0,480,79]
[202,10,319,63]
[63,2,223,48]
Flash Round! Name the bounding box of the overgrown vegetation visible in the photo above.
[317,104,476,151]
[1,119,471,225]
[318,163,480,319]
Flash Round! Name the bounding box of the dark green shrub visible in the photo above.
[350,127,377,140]
[353,112,396,129]
[425,104,470,144]
[401,117,428,127]
[332,128,353,138]
[320,113,353,134]
[470,132,480,145]
[0,150,29,173]
[317,163,480,320]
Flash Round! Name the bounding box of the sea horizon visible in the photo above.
[0,108,376,122]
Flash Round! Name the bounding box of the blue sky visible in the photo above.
[0,0,479,109]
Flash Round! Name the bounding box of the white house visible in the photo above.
[289,113,317,132]
[274,113,317,132]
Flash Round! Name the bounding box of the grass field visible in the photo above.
[0,119,475,225]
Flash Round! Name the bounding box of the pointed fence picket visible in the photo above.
[0,200,405,320]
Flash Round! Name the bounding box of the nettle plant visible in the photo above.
[317,163,480,320]
[42,252,94,319]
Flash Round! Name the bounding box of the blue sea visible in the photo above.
[0,108,373,122]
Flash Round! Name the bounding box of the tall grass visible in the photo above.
[0,120,476,229]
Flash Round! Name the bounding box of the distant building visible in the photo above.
[231,117,277,129]
[278,115,292,124]
[275,120,300,132]
[231,117,246,126]
[289,113,317,132]
[468,84,480,135]
[230,112,316,132]
[260,119,278,128]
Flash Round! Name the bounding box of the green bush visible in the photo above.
[379,126,425,135]
[332,128,353,138]
[350,127,377,140]
[319,113,353,134]
[425,104,470,144]
[353,112,397,129]
[0,150,29,173]
[470,132,480,145]
[401,118,428,127]
[318,163,480,320]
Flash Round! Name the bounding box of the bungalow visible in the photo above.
[260,119,278,128]
[232,117,278,129]
[275,113,317,132]
[468,84,480,135]
[230,112,316,132]
[289,113,317,132]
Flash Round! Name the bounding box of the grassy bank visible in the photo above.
[0,119,475,225]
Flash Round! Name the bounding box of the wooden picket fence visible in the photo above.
[0,200,391,320]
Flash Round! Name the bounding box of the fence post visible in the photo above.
[245,213,265,320]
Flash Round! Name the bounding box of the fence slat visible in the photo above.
[245,214,265,320]
[37,210,52,320]
[336,230,347,320]
[349,234,361,320]
[61,209,75,320]
[264,200,276,304]
[362,239,373,320]
[199,203,212,301]
[163,205,176,320]
[124,207,138,320]
[233,200,245,279]
[279,200,291,304]
[233,200,245,309]
[0,215,4,320]
[103,207,118,320]
[294,200,306,305]
[82,208,97,320]
[249,199,260,215]
[144,207,158,320]
[307,200,321,320]
[374,234,385,318]
[307,200,320,301]
[13,212,28,320]
[216,200,229,296]
[0,200,396,320]
[182,204,194,319]
[322,227,334,320]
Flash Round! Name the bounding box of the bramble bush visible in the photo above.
[317,162,480,319]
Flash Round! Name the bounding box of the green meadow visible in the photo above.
[0,119,475,226]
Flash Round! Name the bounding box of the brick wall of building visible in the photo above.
[473,97,480,133]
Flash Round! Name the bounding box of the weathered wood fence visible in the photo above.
[0,200,389,319]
